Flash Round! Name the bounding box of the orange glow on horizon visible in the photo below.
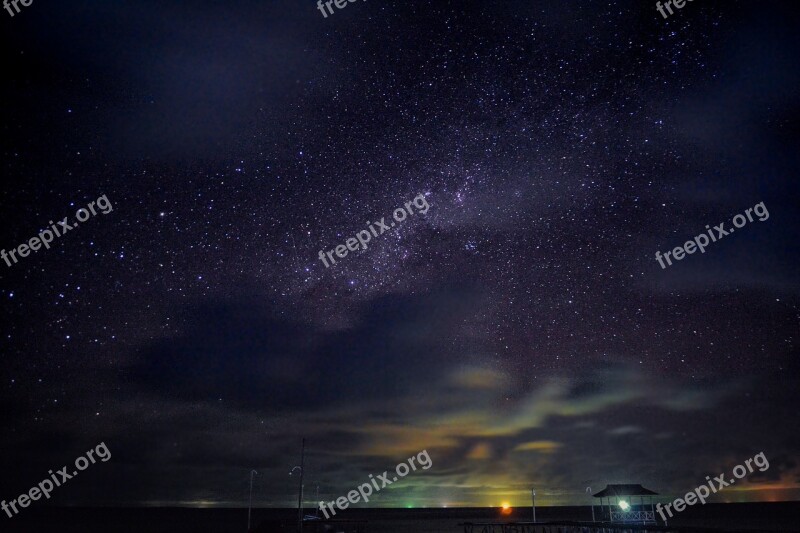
[501,502,512,515]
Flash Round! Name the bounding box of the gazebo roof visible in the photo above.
[592,484,658,497]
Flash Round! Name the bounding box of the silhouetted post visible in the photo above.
[531,488,536,523]
[297,438,305,533]
[248,469,258,531]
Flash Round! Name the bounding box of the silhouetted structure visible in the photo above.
[593,484,658,524]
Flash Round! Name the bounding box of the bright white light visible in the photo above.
[619,500,630,511]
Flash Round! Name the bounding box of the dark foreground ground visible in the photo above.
[2,503,799,532]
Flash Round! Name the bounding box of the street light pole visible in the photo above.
[531,488,536,523]
[248,470,258,532]
[297,438,306,533]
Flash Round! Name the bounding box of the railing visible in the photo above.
[459,524,537,533]
[609,510,656,523]
[458,521,770,533]
[302,518,368,533]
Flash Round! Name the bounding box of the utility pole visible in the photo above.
[248,470,258,531]
[297,438,305,533]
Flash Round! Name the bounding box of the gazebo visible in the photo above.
[592,484,658,524]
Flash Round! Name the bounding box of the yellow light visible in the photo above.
[501,502,512,515]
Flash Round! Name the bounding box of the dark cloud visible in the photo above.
[129,288,475,412]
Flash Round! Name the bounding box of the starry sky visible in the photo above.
[1,0,799,509]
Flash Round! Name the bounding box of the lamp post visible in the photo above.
[290,437,306,533]
[531,488,536,523]
[248,470,258,532]
[290,466,303,531]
